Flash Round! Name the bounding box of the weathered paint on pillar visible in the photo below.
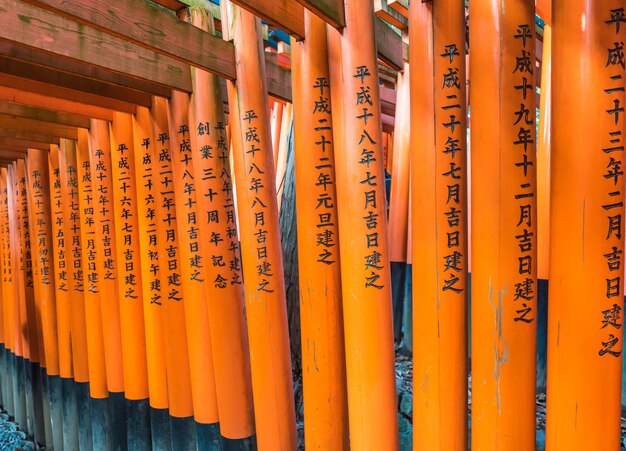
[470,0,537,448]
[224,3,297,449]
[88,119,125,394]
[109,112,149,401]
[546,2,625,449]
[410,1,469,448]
[291,10,348,450]
[333,0,399,448]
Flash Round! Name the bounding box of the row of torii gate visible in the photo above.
[0,0,618,450]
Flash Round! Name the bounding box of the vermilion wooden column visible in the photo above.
[48,144,73,381]
[76,129,108,399]
[130,106,169,413]
[292,10,348,450]
[333,0,398,448]
[26,148,59,376]
[186,10,255,441]
[224,3,297,449]
[546,2,625,449]
[88,120,125,395]
[470,1,537,449]
[410,1,468,448]
[58,139,90,385]
[109,113,151,446]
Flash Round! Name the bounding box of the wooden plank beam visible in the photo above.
[0,73,137,114]
[0,41,172,98]
[22,0,237,80]
[265,53,292,102]
[0,149,27,160]
[374,0,407,30]
[229,0,306,40]
[387,0,408,17]
[0,87,114,121]
[2,0,192,92]
[0,56,154,108]
[0,136,52,150]
[0,129,61,145]
[0,101,90,128]
[294,0,345,28]
[0,115,79,140]
[375,17,404,70]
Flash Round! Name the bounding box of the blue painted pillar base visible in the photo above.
[536,279,549,393]
[126,398,151,451]
[108,391,127,451]
[76,382,93,451]
[399,263,413,355]
[196,422,225,450]
[149,407,171,450]
[170,415,196,451]
[391,261,407,344]
[61,377,79,450]
[222,433,256,451]
[90,396,113,451]
[30,363,45,446]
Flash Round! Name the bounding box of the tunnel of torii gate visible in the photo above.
[0,0,621,450]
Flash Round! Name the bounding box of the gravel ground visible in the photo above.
[0,411,36,450]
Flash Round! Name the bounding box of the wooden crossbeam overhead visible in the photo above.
[230,0,306,40]
[0,149,27,160]
[294,0,345,29]
[387,0,408,17]
[2,0,192,92]
[21,0,237,81]
[0,136,52,151]
[375,18,404,70]
[265,53,292,102]
[374,0,407,30]
[0,41,172,98]
[0,101,90,129]
[0,115,79,140]
[0,129,61,145]
[0,57,153,108]
[0,73,137,114]
[0,87,114,121]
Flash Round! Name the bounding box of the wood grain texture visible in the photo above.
[2,0,192,91]
[22,0,236,80]
[0,101,90,128]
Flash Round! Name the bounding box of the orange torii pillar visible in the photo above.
[470,0,538,449]
[331,0,398,448]
[49,144,81,451]
[8,164,26,430]
[388,60,410,343]
[186,9,255,446]
[0,168,8,411]
[76,128,114,449]
[88,119,127,449]
[536,17,552,393]
[291,10,348,450]
[224,3,297,449]
[130,105,172,449]
[16,158,45,443]
[409,1,468,449]
[547,2,625,449]
[109,112,151,449]
[26,148,62,449]
[165,92,223,447]
[150,96,199,448]
[59,138,93,449]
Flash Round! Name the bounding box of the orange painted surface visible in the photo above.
[48,144,73,379]
[17,159,39,363]
[26,148,59,375]
[332,0,399,448]
[291,10,348,450]
[226,5,297,449]
[537,25,552,281]
[109,112,149,401]
[187,32,255,434]
[410,1,468,449]
[546,2,624,449]
[470,1,537,449]
[58,139,90,383]
[131,106,168,409]
[76,128,108,398]
[88,119,125,393]
[388,63,410,263]
[8,165,25,359]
